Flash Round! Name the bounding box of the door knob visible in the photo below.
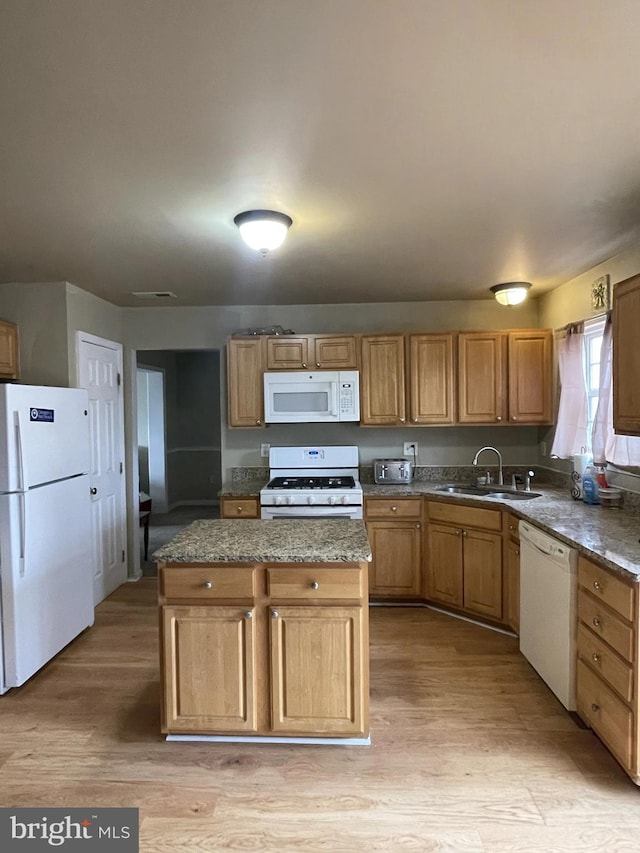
[90,487,97,495]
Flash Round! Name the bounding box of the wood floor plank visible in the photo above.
[0,580,637,853]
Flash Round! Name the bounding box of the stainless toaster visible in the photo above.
[373,458,414,484]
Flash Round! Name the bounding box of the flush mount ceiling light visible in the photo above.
[490,281,532,306]
[234,209,293,254]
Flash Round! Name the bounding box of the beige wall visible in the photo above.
[0,281,69,385]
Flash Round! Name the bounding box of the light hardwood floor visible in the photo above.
[1,580,639,852]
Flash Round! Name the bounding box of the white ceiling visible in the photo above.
[2,0,640,308]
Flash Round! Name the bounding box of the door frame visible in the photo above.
[137,364,168,514]
[75,331,131,584]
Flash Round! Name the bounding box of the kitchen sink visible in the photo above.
[435,484,541,501]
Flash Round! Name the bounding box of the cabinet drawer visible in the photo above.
[578,556,635,622]
[365,498,422,520]
[267,567,364,600]
[161,567,255,600]
[577,623,634,703]
[220,497,260,518]
[427,501,502,532]
[577,659,634,770]
[578,589,634,662]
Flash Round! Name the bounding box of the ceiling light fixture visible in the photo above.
[234,209,293,254]
[490,281,532,306]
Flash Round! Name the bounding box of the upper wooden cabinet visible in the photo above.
[266,335,358,370]
[408,333,456,425]
[613,274,640,436]
[0,319,19,380]
[458,329,552,425]
[227,337,265,428]
[360,335,406,425]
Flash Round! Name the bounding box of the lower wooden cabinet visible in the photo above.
[426,501,503,621]
[576,555,638,784]
[162,604,257,733]
[158,562,369,739]
[270,605,366,735]
[364,498,422,599]
[504,513,520,633]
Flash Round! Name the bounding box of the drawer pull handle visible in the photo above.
[592,617,601,628]
[592,653,601,663]
[591,703,600,712]
[271,610,279,619]
[237,506,243,513]
[245,611,253,619]
[593,580,603,592]
[203,581,212,589]
[310,581,319,590]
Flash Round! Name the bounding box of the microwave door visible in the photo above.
[266,379,338,423]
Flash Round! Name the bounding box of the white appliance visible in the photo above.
[260,445,363,519]
[0,384,94,694]
[519,520,578,711]
[263,371,360,423]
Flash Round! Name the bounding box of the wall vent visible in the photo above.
[131,291,177,299]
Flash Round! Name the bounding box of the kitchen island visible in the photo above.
[154,519,372,744]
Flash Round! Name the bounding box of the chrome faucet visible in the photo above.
[472,446,504,486]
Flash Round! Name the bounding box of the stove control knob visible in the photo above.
[329,495,337,506]
[275,496,284,506]
[307,495,315,505]
[286,495,295,505]
[340,495,348,505]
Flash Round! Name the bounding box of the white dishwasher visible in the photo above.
[519,520,578,711]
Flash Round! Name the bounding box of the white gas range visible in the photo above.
[260,445,363,519]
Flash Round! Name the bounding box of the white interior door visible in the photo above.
[76,332,127,604]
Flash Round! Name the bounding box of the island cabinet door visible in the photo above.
[269,606,367,737]
[427,523,464,607]
[162,606,258,733]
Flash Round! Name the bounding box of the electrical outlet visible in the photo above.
[403,441,418,456]
[261,443,270,458]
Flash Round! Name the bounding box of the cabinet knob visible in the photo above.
[456,529,462,536]
[237,506,243,513]
[591,703,600,712]
[415,523,420,529]
[302,362,307,368]
[593,580,603,592]
[245,611,253,619]
[399,417,405,423]
[511,416,517,421]
[271,610,279,619]
[256,419,261,425]
[310,581,319,590]
[391,506,397,512]
[515,548,519,556]
[203,581,212,589]
[496,416,502,421]
[316,362,320,368]
[592,652,601,663]
[462,530,467,537]
[413,418,418,423]
[593,617,601,627]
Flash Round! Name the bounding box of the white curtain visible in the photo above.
[550,330,589,459]
[592,320,640,466]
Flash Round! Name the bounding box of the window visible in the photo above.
[583,317,605,452]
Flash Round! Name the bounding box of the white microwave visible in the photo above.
[263,371,360,423]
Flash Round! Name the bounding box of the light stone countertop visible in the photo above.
[153,519,372,564]
[219,479,640,581]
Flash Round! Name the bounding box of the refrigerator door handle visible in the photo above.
[14,409,28,491]
[18,491,26,576]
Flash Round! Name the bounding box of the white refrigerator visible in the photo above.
[0,384,95,694]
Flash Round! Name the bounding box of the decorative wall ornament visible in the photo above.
[591,274,610,313]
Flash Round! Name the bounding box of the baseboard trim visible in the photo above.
[165,734,371,746]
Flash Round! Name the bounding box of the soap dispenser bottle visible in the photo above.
[582,462,600,505]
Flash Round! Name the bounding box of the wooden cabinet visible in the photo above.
[364,498,422,599]
[0,319,19,380]
[408,333,456,425]
[220,497,260,518]
[426,501,503,621]
[360,335,406,425]
[159,562,369,739]
[458,330,552,425]
[576,555,638,783]
[266,335,358,370]
[504,512,521,633]
[613,273,640,436]
[227,337,266,428]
